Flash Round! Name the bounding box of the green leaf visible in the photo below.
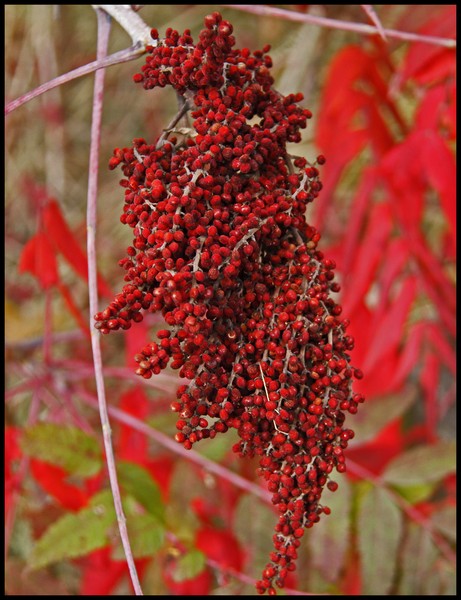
[21,422,101,477]
[117,460,165,523]
[111,513,165,560]
[392,481,437,504]
[307,475,352,583]
[171,549,206,582]
[382,440,456,486]
[397,522,438,594]
[233,493,276,577]
[357,486,403,595]
[195,428,239,462]
[349,386,417,446]
[29,490,115,570]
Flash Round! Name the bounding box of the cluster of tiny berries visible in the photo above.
[94,13,364,595]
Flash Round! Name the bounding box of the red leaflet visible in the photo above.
[42,200,112,298]
[389,322,425,391]
[341,202,393,317]
[30,459,90,511]
[79,547,130,595]
[18,232,59,289]
[398,5,456,86]
[196,526,244,572]
[426,324,456,375]
[56,281,91,336]
[340,168,379,274]
[380,134,426,235]
[346,421,404,477]
[118,387,150,462]
[362,275,417,374]
[419,131,456,254]
[124,319,149,369]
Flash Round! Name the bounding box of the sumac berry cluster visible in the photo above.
[95,12,364,595]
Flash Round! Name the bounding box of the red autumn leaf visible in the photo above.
[340,168,378,274]
[419,131,456,253]
[124,319,149,369]
[18,232,59,289]
[56,280,91,336]
[362,275,418,374]
[398,5,456,86]
[380,135,426,235]
[196,526,244,572]
[42,200,112,298]
[346,421,404,478]
[341,202,393,317]
[118,387,150,462]
[79,547,131,596]
[30,459,90,511]
[389,322,425,391]
[426,324,456,375]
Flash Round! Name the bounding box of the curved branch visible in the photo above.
[5,45,143,116]
[86,8,143,596]
[221,4,456,48]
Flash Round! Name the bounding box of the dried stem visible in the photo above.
[92,4,152,46]
[86,8,143,595]
[5,46,143,115]
[221,4,456,48]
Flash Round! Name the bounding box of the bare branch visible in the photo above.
[221,4,456,48]
[86,8,143,596]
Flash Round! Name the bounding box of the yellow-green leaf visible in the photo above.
[357,486,402,594]
[382,440,456,486]
[171,549,206,582]
[117,460,165,523]
[111,513,165,560]
[21,422,101,477]
[28,490,115,570]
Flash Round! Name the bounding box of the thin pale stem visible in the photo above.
[86,8,143,595]
[221,4,456,48]
[5,46,143,115]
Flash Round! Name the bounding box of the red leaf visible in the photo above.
[340,168,378,274]
[346,421,404,477]
[118,387,150,462]
[79,547,129,595]
[196,526,244,572]
[30,459,90,511]
[362,275,418,373]
[389,322,425,390]
[426,324,456,374]
[415,83,455,137]
[419,131,456,254]
[42,200,112,297]
[18,232,59,289]
[341,202,393,317]
[398,6,456,86]
[56,280,91,336]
